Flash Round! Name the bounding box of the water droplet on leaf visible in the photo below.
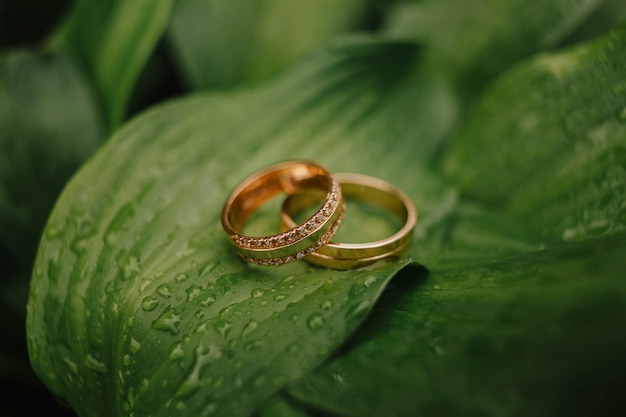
[186,284,203,302]
[153,308,182,334]
[142,297,159,311]
[157,284,173,298]
[242,320,259,337]
[213,319,233,338]
[307,312,325,331]
[85,353,108,373]
[251,288,265,298]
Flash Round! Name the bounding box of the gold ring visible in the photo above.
[280,173,416,269]
[221,160,344,265]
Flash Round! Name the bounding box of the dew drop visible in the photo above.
[175,273,188,282]
[177,378,199,397]
[85,353,109,373]
[138,378,150,394]
[307,312,325,331]
[242,320,259,337]
[45,224,64,239]
[176,344,222,397]
[104,281,116,294]
[321,300,333,310]
[186,284,203,302]
[169,343,185,362]
[152,308,182,335]
[364,276,378,287]
[157,284,173,298]
[139,277,153,292]
[280,275,296,285]
[142,297,159,311]
[213,319,233,339]
[63,357,78,374]
[116,250,141,280]
[273,294,287,302]
[200,261,220,277]
[244,339,262,351]
[129,337,141,354]
[70,238,88,254]
[200,295,216,307]
[251,288,265,298]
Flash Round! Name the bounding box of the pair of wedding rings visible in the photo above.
[221,160,417,270]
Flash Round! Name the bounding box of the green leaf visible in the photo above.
[257,394,313,417]
[54,0,173,129]
[166,0,367,89]
[384,0,608,92]
[283,25,626,417]
[0,47,104,270]
[564,0,626,46]
[26,38,457,417]
[443,25,626,241]
[287,232,626,417]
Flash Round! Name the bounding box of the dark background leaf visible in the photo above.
[166,0,369,89]
[443,26,626,242]
[287,232,626,417]
[53,0,174,129]
[0,47,103,281]
[384,0,625,97]
[0,46,102,417]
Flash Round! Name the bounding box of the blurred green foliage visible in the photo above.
[1,1,625,416]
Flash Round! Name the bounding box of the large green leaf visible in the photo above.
[287,232,626,417]
[26,38,457,417]
[166,0,367,89]
[53,0,173,129]
[443,25,626,242]
[0,47,103,272]
[284,25,626,417]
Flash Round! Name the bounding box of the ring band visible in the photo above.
[280,173,416,269]
[221,160,344,265]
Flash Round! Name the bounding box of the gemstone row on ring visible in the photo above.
[232,182,340,250]
[243,211,344,266]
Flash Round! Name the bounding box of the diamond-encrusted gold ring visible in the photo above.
[280,173,416,269]
[221,160,344,266]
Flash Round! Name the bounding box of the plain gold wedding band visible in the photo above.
[280,173,416,269]
[221,160,344,266]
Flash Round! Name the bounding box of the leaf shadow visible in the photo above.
[326,261,429,361]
